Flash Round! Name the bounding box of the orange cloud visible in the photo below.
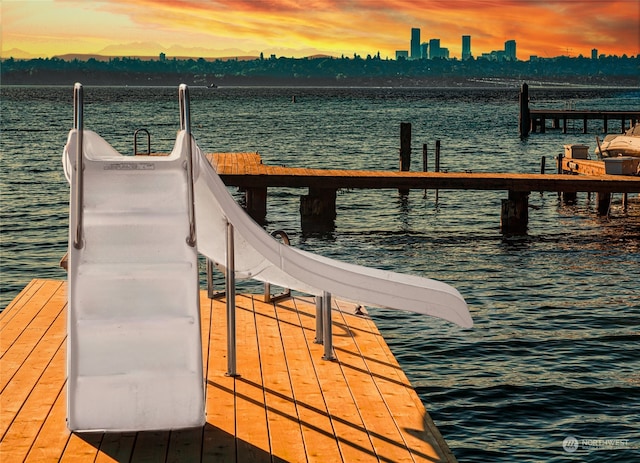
[98,0,638,58]
[4,0,638,58]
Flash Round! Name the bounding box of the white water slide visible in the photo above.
[64,84,471,432]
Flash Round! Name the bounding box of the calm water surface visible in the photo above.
[1,85,639,462]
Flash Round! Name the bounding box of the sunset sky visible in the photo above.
[2,0,639,60]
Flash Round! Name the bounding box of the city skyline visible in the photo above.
[2,1,639,60]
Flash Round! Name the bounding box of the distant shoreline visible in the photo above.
[2,75,639,88]
[2,55,638,88]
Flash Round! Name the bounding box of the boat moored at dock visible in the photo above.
[595,123,640,158]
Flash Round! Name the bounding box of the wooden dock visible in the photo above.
[528,109,640,134]
[209,153,640,193]
[1,279,457,463]
[208,152,640,233]
[518,82,640,136]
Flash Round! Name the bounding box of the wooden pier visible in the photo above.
[529,109,639,134]
[209,152,640,233]
[0,279,457,463]
[518,82,640,137]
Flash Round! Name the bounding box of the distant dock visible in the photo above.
[518,82,640,137]
[528,109,640,134]
[1,279,457,462]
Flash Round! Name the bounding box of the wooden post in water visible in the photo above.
[519,82,530,138]
[399,123,411,195]
[300,188,337,231]
[422,143,428,172]
[596,192,611,216]
[539,156,546,196]
[245,187,268,223]
[422,143,428,198]
[501,190,529,234]
[434,140,441,202]
[400,123,411,171]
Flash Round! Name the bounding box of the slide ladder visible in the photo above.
[64,84,204,432]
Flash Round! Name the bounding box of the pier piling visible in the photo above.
[245,187,267,223]
[597,192,611,216]
[399,123,411,195]
[400,123,411,172]
[300,187,337,230]
[422,143,428,172]
[501,190,529,234]
[519,82,530,138]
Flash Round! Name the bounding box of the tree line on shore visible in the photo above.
[1,54,638,86]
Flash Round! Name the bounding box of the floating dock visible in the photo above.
[0,279,457,463]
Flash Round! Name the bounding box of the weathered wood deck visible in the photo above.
[209,153,640,193]
[1,279,457,462]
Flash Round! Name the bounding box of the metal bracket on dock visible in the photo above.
[206,259,226,299]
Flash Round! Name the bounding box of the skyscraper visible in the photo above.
[429,39,441,59]
[462,35,471,60]
[411,28,421,60]
[505,40,517,60]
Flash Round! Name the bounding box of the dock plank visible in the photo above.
[273,298,344,463]
[291,299,377,462]
[94,432,137,463]
[1,280,457,463]
[331,307,417,463]
[1,280,62,352]
[234,294,272,462]
[24,385,69,462]
[252,297,308,462]
[0,345,66,462]
[0,283,66,439]
[201,292,236,463]
[334,299,457,462]
[0,280,44,330]
[0,283,65,390]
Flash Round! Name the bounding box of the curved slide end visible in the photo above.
[182,131,472,329]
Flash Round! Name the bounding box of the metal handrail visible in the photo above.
[264,230,292,302]
[134,128,151,155]
[73,83,84,249]
[225,221,238,376]
[179,84,197,247]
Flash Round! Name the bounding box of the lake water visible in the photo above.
[1,84,639,462]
